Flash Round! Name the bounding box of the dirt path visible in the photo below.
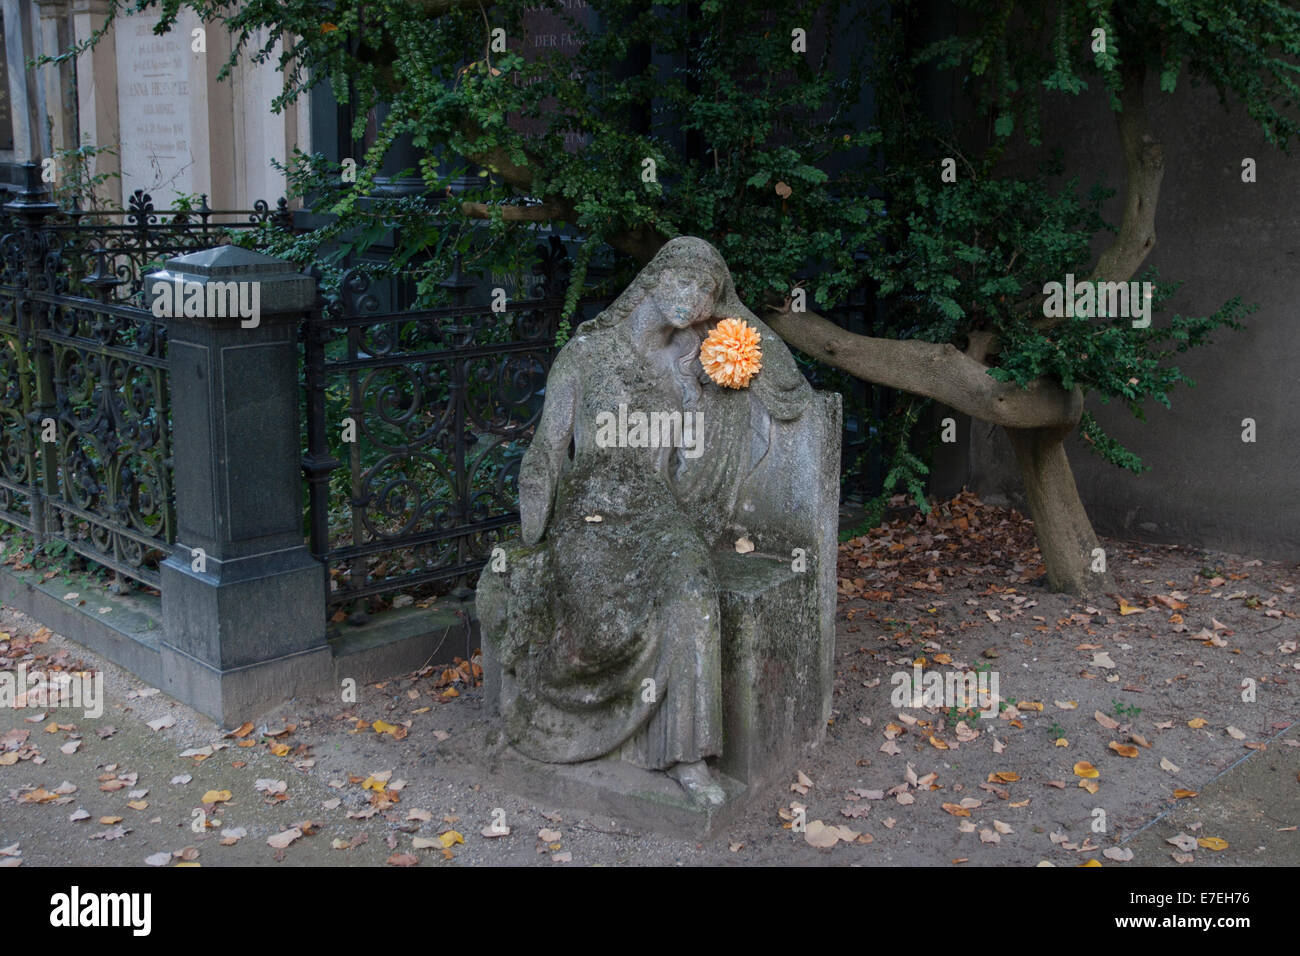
[2,496,1297,867]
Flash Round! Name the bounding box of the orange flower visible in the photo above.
[700,317,763,389]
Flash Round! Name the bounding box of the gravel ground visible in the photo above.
[2,499,1297,867]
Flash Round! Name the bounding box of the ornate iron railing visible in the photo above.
[0,186,292,304]
[0,164,292,588]
[302,239,592,608]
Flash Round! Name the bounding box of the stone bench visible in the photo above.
[479,546,826,796]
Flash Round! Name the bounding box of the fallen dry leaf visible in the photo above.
[267,827,302,849]
[803,820,840,848]
[1094,710,1121,731]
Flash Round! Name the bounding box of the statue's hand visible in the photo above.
[519,469,550,546]
[518,346,578,545]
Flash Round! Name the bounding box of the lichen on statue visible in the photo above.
[492,236,814,805]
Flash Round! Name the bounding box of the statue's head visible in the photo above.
[655,263,721,330]
[650,238,735,330]
[575,236,813,421]
[579,237,734,335]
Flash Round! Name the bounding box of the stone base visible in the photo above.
[479,549,827,833]
[159,640,334,725]
[161,548,327,668]
[0,563,165,688]
[714,551,825,789]
[328,597,476,687]
[483,734,749,840]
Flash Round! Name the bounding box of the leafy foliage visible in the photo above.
[53,0,1300,491]
[908,0,1300,153]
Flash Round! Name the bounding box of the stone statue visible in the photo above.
[478,237,839,811]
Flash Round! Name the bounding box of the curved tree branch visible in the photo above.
[764,306,1083,430]
[1089,62,1165,285]
[461,199,572,221]
[460,120,537,192]
[1034,62,1164,332]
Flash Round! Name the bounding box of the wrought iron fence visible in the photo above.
[0,188,292,305]
[302,240,596,609]
[0,164,291,588]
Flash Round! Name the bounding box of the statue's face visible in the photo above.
[653,267,720,329]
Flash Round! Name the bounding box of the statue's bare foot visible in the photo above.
[668,760,725,806]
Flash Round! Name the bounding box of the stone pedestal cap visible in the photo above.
[144,244,317,321]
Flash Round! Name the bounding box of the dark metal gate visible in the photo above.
[0,166,290,588]
[302,244,583,609]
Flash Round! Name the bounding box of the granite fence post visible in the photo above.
[145,245,332,723]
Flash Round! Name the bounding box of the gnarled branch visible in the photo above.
[1034,62,1164,332]
[764,306,1083,430]
[461,199,572,221]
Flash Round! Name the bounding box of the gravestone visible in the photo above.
[115,11,195,204]
[114,10,206,205]
[476,236,841,835]
[508,0,594,154]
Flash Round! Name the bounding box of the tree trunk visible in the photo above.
[1004,424,1114,600]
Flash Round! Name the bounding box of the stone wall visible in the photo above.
[943,74,1300,562]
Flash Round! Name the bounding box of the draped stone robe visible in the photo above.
[497,318,783,768]
[482,235,819,773]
